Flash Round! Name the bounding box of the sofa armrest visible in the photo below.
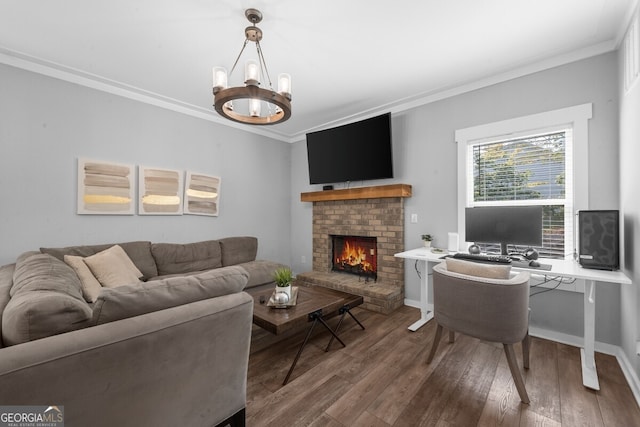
[219,236,257,266]
[0,263,15,348]
[237,260,289,289]
[0,292,253,427]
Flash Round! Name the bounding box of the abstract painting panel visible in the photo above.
[77,158,135,215]
[184,172,221,216]
[138,166,184,215]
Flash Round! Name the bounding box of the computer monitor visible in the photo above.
[465,206,543,255]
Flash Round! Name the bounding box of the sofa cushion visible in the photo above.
[64,255,103,303]
[91,265,249,325]
[41,241,158,279]
[236,260,289,289]
[2,253,92,345]
[445,258,512,280]
[151,240,222,276]
[84,245,143,288]
[219,236,257,266]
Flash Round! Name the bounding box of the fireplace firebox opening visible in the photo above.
[331,235,377,281]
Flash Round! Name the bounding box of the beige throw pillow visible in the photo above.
[84,245,143,288]
[445,257,511,280]
[64,255,103,303]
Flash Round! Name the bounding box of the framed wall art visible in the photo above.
[184,172,221,216]
[77,158,135,215]
[138,166,184,215]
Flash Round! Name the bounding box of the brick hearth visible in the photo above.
[298,185,411,314]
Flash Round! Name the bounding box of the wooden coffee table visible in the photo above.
[247,282,364,384]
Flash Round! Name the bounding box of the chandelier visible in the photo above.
[212,8,291,125]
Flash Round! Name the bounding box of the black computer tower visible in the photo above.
[578,210,619,270]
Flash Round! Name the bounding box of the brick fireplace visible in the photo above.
[297,184,411,313]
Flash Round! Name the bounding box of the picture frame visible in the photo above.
[138,166,184,215]
[77,158,135,215]
[183,172,221,216]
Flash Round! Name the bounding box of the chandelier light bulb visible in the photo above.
[278,73,291,100]
[212,67,227,94]
[249,98,261,117]
[245,60,260,86]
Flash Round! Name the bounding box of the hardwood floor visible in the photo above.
[246,305,640,427]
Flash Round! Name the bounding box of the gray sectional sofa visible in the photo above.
[0,236,286,427]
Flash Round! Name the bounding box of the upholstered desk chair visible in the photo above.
[427,259,532,404]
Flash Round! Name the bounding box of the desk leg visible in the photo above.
[581,279,600,390]
[408,260,434,331]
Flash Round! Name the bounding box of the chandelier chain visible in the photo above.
[256,41,277,115]
[228,39,250,77]
[255,41,274,90]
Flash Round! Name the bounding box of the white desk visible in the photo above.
[394,247,632,390]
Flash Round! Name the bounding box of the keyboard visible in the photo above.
[451,252,512,264]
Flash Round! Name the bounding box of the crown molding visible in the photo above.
[0,47,291,142]
[1,39,621,145]
[288,39,619,143]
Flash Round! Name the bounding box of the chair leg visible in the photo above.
[522,330,530,369]
[448,330,455,343]
[427,324,443,364]
[503,343,530,404]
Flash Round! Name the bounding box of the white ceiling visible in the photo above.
[0,0,636,142]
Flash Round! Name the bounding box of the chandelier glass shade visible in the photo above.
[212,9,291,125]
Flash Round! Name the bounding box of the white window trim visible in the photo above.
[455,103,592,256]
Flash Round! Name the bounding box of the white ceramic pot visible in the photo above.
[423,240,432,248]
[276,284,292,298]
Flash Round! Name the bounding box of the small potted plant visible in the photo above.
[421,234,433,248]
[273,267,294,299]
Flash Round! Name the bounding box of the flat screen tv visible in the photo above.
[306,113,393,185]
[465,205,543,255]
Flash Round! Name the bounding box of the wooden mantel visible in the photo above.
[301,184,412,202]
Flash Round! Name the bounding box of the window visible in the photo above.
[468,129,570,258]
[456,104,592,259]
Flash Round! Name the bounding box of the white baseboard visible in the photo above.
[404,298,420,309]
[614,346,640,407]
[529,326,587,349]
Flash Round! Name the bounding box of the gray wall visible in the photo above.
[0,63,292,266]
[290,52,623,344]
[619,7,640,379]
[0,49,630,349]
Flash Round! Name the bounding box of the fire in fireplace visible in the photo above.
[331,235,377,280]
